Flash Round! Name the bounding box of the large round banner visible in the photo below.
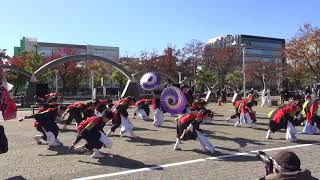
[160,86,186,114]
[140,72,161,91]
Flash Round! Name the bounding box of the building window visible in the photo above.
[250,41,282,49]
[245,49,281,56]
[245,57,274,62]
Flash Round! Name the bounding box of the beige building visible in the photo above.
[14,37,119,62]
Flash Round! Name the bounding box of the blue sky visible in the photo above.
[1,0,319,57]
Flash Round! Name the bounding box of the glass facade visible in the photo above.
[245,49,281,57]
[250,41,282,49]
[206,34,285,91]
[245,57,274,63]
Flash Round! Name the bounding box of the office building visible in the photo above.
[207,34,285,90]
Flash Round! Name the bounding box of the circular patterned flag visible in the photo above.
[160,86,186,114]
[140,72,161,90]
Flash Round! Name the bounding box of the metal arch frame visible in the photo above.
[0,64,32,78]
[34,55,131,79]
[132,69,178,84]
[180,76,212,101]
[180,76,211,92]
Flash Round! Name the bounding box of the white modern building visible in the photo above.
[14,37,119,62]
[14,37,121,97]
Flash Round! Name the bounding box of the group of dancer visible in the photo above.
[3,81,320,159]
[228,88,320,142]
[266,96,320,142]
[17,84,215,158]
[226,94,258,128]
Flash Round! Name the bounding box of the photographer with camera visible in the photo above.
[257,150,318,180]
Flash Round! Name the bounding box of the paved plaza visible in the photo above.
[0,103,319,180]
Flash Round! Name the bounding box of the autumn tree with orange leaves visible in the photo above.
[121,47,179,80]
[246,60,281,89]
[245,60,278,83]
[286,24,320,82]
[285,62,310,90]
[8,52,53,94]
[202,45,241,87]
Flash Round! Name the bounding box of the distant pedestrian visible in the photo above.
[261,89,271,107]
[222,88,227,104]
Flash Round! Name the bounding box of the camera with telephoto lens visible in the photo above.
[256,151,274,175]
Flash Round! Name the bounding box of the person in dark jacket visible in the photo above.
[152,90,164,127]
[71,109,113,158]
[33,105,67,146]
[131,98,152,120]
[266,102,302,142]
[280,88,290,104]
[260,150,318,180]
[181,86,193,113]
[173,110,215,153]
[221,88,227,104]
[105,96,137,138]
[0,125,8,154]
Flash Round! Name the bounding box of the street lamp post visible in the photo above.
[241,44,247,98]
[90,70,95,100]
[33,43,39,55]
[178,72,182,83]
[54,69,59,93]
[231,40,247,98]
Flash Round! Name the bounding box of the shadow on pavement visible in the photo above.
[215,146,240,152]
[204,133,266,148]
[294,139,320,145]
[79,154,162,170]
[255,114,269,118]
[5,176,27,180]
[164,119,175,122]
[213,114,224,117]
[254,121,269,125]
[204,122,235,127]
[251,127,268,131]
[134,127,158,132]
[180,149,258,162]
[38,145,91,156]
[126,136,175,146]
[212,122,269,132]
[176,148,213,156]
[159,125,176,129]
[59,128,77,133]
[201,129,231,136]
[216,153,259,162]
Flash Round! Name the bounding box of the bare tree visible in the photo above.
[182,39,204,78]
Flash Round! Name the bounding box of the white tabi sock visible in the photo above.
[47,132,60,147]
[266,129,272,139]
[106,130,113,136]
[99,131,112,148]
[92,148,104,158]
[128,131,138,138]
[174,138,181,150]
[34,135,42,144]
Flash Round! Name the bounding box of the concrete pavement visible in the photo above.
[0,103,319,179]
